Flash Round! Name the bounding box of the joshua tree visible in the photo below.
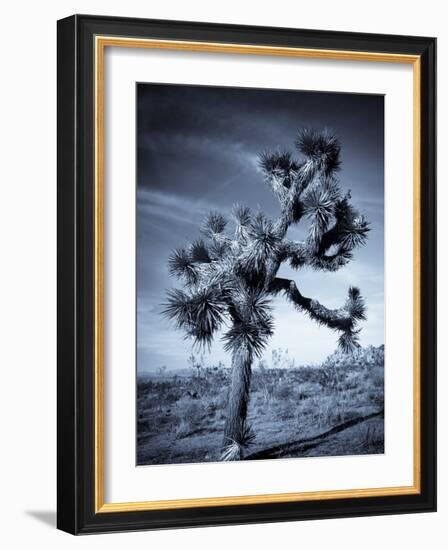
[163,129,369,460]
[157,365,167,377]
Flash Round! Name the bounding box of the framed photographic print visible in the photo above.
[57,15,436,534]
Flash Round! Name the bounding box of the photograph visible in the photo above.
[54,11,436,536]
[136,83,385,466]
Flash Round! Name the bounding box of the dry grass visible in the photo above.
[137,346,384,465]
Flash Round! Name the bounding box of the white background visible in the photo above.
[105,48,414,502]
[0,1,444,549]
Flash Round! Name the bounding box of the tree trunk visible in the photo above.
[222,346,253,460]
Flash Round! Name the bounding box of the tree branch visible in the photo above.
[269,277,362,335]
[281,239,351,272]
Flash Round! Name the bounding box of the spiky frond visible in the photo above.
[309,247,353,272]
[162,288,193,329]
[338,329,361,354]
[290,250,307,269]
[220,441,242,461]
[232,203,252,239]
[207,240,230,261]
[296,128,341,176]
[282,241,308,270]
[202,264,236,297]
[344,286,366,321]
[327,286,365,353]
[339,214,370,250]
[259,151,299,187]
[309,193,369,270]
[201,211,227,239]
[189,239,211,263]
[238,214,282,274]
[188,287,227,348]
[221,422,255,461]
[168,248,199,285]
[232,284,273,326]
[303,178,340,247]
[222,316,273,358]
[232,203,252,226]
[333,193,353,222]
[258,151,300,209]
[162,286,227,348]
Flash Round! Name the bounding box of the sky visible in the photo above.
[136,83,384,372]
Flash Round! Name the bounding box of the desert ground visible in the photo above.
[137,346,384,465]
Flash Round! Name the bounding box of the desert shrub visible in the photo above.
[370,366,384,388]
[324,345,384,370]
[255,360,275,402]
[275,403,293,421]
[271,348,295,369]
[162,388,182,404]
[205,361,229,383]
[296,381,320,400]
[293,400,309,427]
[342,371,362,390]
[332,405,358,424]
[313,400,333,428]
[175,418,193,438]
[274,382,294,401]
[137,378,154,399]
[317,362,343,391]
[368,390,384,408]
[171,400,207,439]
[306,393,350,428]
[183,401,204,425]
[295,365,323,385]
[208,392,228,412]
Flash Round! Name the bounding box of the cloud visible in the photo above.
[137,188,219,227]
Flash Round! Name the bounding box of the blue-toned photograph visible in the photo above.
[136,83,384,466]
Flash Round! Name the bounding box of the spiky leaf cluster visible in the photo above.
[296,128,341,176]
[223,285,274,358]
[221,420,255,461]
[238,214,282,276]
[303,177,341,249]
[164,209,278,353]
[163,286,227,348]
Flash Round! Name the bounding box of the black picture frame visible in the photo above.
[57,14,436,534]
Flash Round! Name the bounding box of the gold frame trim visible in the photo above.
[94,36,422,513]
